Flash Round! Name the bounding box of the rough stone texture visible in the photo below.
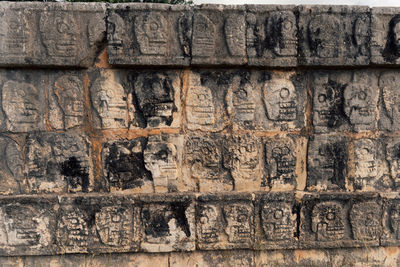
[298,5,370,66]
[371,7,400,65]
[107,4,191,66]
[1,2,400,264]
[0,2,106,67]
[246,5,298,67]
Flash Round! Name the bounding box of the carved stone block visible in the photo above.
[381,195,400,246]
[350,138,388,191]
[196,193,254,250]
[223,135,262,191]
[0,135,26,195]
[0,2,106,67]
[246,5,297,67]
[307,135,349,191]
[263,135,306,190]
[26,132,93,194]
[170,250,255,267]
[384,137,400,191]
[48,72,86,130]
[144,134,186,193]
[102,138,153,193]
[0,197,57,256]
[371,8,400,65]
[379,70,400,131]
[139,194,195,252]
[254,193,298,250]
[300,193,380,248]
[0,70,46,133]
[298,5,370,66]
[127,70,181,128]
[192,5,247,65]
[107,4,191,66]
[89,70,130,130]
[184,134,233,192]
[56,196,140,254]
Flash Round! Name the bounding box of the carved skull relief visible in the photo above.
[269,11,297,56]
[223,203,252,243]
[263,78,297,121]
[107,13,127,57]
[134,12,167,56]
[350,202,381,240]
[261,202,295,240]
[311,201,345,241]
[344,83,375,128]
[197,204,220,243]
[224,14,246,57]
[353,139,378,189]
[308,14,340,58]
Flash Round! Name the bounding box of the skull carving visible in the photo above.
[263,78,297,121]
[226,75,256,125]
[95,206,132,246]
[350,202,381,240]
[58,207,89,247]
[261,202,295,240]
[54,75,84,129]
[268,11,297,56]
[134,12,167,56]
[311,201,345,241]
[390,203,400,239]
[266,138,296,186]
[224,14,246,57]
[107,13,127,57]
[2,81,40,131]
[224,136,259,181]
[186,136,222,180]
[91,76,127,129]
[385,138,400,187]
[354,15,369,56]
[0,10,30,56]
[308,14,340,58]
[380,72,400,129]
[186,74,215,128]
[223,203,252,243]
[192,14,216,57]
[344,82,375,129]
[40,12,77,57]
[197,204,220,243]
[353,139,377,189]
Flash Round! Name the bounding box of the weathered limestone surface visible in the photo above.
[1,2,400,265]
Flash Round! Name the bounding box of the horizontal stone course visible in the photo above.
[0,192,397,256]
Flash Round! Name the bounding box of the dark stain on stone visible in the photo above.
[171,201,191,237]
[143,208,170,238]
[60,156,89,193]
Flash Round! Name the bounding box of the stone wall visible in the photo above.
[1,2,400,266]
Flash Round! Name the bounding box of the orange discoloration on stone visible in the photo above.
[94,49,112,69]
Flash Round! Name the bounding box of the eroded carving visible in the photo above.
[0,10,30,57]
[311,201,345,241]
[353,139,378,190]
[308,14,340,58]
[40,12,77,58]
[91,73,128,129]
[0,136,24,194]
[135,13,167,56]
[2,81,40,132]
[50,75,84,130]
[26,133,91,193]
[103,139,152,191]
[223,203,253,243]
[385,137,400,189]
[224,14,246,56]
[192,13,216,57]
[263,78,297,122]
[261,202,296,241]
[107,13,127,58]
[268,11,297,57]
[350,202,382,240]
[57,206,89,248]
[380,71,400,130]
[382,14,400,62]
[197,204,220,244]
[265,137,297,187]
[95,206,133,247]
[389,203,400,239]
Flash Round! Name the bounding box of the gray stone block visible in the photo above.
[254,192,298,250]
[298,5,370,66]
[246,5,297,67]
[381,194,400,246]
[299,193,381,249]
[371,7,400,65]
[195,193,254,250]
[107,4,192,66]
[379,70,400,131]
[0,2,106,67]
[191,5,247,66]
[0,197,58,256]
[25,132,93,194]
[0,70,46,133]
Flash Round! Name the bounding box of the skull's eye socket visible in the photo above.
[274,210,283,219]
[272,147,282,157]
[280,88,290,99]
[358,91,367,100]
[318,94,326,103]
[237,214,248,222]
[326,212,336,221]
[283,20,293,30]
[200,216,209,224]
